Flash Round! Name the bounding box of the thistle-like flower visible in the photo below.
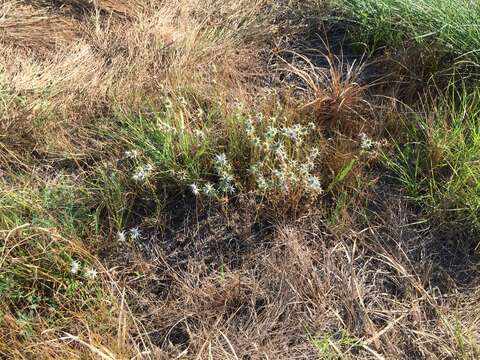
[85,268,97,280]
[359,132,373,150]
[245,118,255,137]
[203,182,215,197]
[132,169,146,182]
[132,164,154,182]
[283,126,299,142]
[257,176,268,190]
[130,227,142,240]
[70,260,80,275]
[117,230,126,242]
[307,175,323,194]
[193,129,205,138]
[220,173,234,184]
[266,126,278,139]
[190,183,200,196]
[125,149,139,159]
[214,153,227,166]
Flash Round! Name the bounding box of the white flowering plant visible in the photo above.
[241,114,324,207]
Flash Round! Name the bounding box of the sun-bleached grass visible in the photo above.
[0,0,277,158]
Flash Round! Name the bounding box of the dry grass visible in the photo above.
[1,0,480,359]
[108,199,480,359]
[0,0,271,159]
[0,2,80,51]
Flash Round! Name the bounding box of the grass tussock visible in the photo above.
[385,86,480,236]
[2,0,480,359]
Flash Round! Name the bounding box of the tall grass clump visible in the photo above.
[336,0,480,65]
[385,86,480,235]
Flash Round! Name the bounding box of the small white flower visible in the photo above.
[177,169,188,181]
[85,268,97,280]
[226,184,236,194]
[273,169,286,181]
[70,260,80,275]
[220,173,234,184]
[193,129,205,138]
[214,153,227,166]
[132,164,154,182]
[203,182,215,197]
[125,149,139,159]
[245,119,255,137]
[300,163,311,176]
[117,230,126,242]
[257,176,268,190]
[310,147,320,159]
[130,227,142,240]
[190,183,200,196]
[132,169,146,182]
[360,132,374,150]
[307,175,323,194]
[283,127,299,141]
[250,164,259,174]
[278,149,288,160]
[266,126,278,139]
[269,142,283,153]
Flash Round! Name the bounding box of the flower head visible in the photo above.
[266,126,278,139]
[117,230,126,242]
[130,227,142,240]
[307,175,323,194]
[359,132,374,150]
[214,153,227,167]
[245,118,255,137]
[70,260,80,275]
[144,164,154,172]
[190,183,200,196]
[257,176,268,190]
[132,164,154,182]
[203,182,216,197]
[220,173,234,184]
[132,169,146,182]
[193,129,205,138]
[125,149,139,159]
[85,268,97,280]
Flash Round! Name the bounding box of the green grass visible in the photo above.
[336,0,480,65]
[385,85,480,235]
[309,329,364,359]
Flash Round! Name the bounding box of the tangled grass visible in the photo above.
[1,0,480,359]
